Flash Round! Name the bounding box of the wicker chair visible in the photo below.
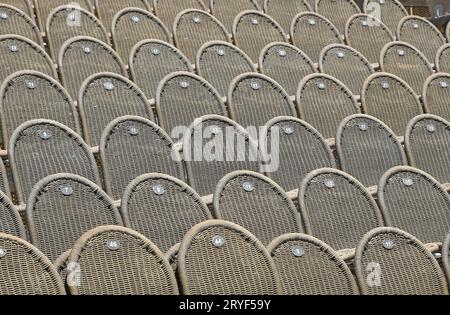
[299,168,384,251]
[436,44,450,73]
[0,159,10,198]
[397,16,445,63]
[405,115,450,185]
[361,72,423,135]
[46,5,109,62]
[173,9,230,62]
[26,173,123,262]
[0,233,66,295]
[100,116,185,200]
[78,72,153,147]
[53,249,70,285]
[444,233,450,283]
[153,0,207,33]
[58,36,127,100]
[296,73,359,139]
[345,13,394,64]
[182,115,260,196]
[263,0,311,34]
[34,0,93,31]
[261,116,336,192]
[422,73,450,121]
[130,40,193,100]
[380,41,433,96]
[362,0,408,34]
[210,0,260,33]
[178,220,281,295]
[95,0,152,32]
[337,114,407,187]
[156,71,227,134]
[268,233,359,295]
[0,35,57,85]
[111,8,171,63]
[166,243,179,273]
[232,10,287,62]
[196,40,256,97]
[228,73,297,129]
[0,190,26,239]
[355,227,448,295]
[0,70,80,147]
[213,171,303,245]
[379,166,450,245]
[290,12,343,64]
[2,0,33,18]
[319,44,375,96]
[259,42,317,97]
[0,4,43,45]
[9,119,100,204]
[121,173,212,252]
[315,0,360,35]
[68,225,179,295]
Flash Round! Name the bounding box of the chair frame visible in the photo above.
[0,4,43,46]
[422,72,450,117]
[435,43,450,73]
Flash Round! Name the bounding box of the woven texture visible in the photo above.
[210,0,259,32]
[1,0,32,17]
[264,0,310,33]
[423,74,450,121]
[0,191,26,239]
[363,0,407,33]
[443,233,450,283]
[355,227,448,295]
[95,0,151,32]
[0,4,42,44]
[0,159,10,197]
[337,115,406,187]
[436,44,450,73]
[315,0,360,34]
[154,0,206,32]
[35,0,92,30]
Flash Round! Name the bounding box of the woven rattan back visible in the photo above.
[315,0,360,34]
[263,0,310,34]
[0,159,10,198]
[153,0,207,32]
[443,233,450,283]
[2,0,33,17]
[95,0,152,32]
[423,73,450,121]
[363,0,408,34]
[0,4,42,45]
[210,0,260,32]
[0,191,26,239]
[34,0,92,31]
[436,44,450,73]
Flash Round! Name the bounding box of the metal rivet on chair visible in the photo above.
[180,80,189,88]
[358,122,369,131]
[25,80,37,89]
[128,126,139,135]
[103,81,114,91]
[210,126,221,135]
[308,18,316,26]
[8,44,18,52]
[131,15,140,22]
[277,49,287,57]
[397,49,405,56]
[361,19,369,26]
[38,130,51,140]
[379,0,385,4]
[336,51,345,58]
[381,81,390,89]
[60,185,74,196]
[152,185,166,195]
[402,177,413,187]
[317,81,326,90]
[83,46,92,54]
[0,248,6,258]
[193,16,201,23]
[291,245,305,257]
[212,235,225,247]
[242,181,255,192]
[439,80,448,88]
[383,239,394,250]
[106,240,120,251]
[0,12,9,19]
[250,81,261,90]
[216,48,225,56]
[68,13,77,22]
[412,22,419,29]
[283,126,294,135]
[151,47,161,55]
[426,124,436,133]
[251,18,259,25]
[324,179,335,189]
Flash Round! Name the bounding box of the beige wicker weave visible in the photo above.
[443,233,450,284]
[0,190,26,239]
[355,227,448,295]
[210,0,260,32]
[166,243,180,273]
[422,73,450,121]
[268,233,359,295]
[53,249,70,285]
[263,0,311,34]
[363,0,408,33]
[153,0,207,32]
[178,220,281,295]
[0,159,11,198]
[95,0,152,32]
[2,0,33,18]
[436,44,450,73]
[315,0,360,35]
[34,0,93,31]
[0,4,43,45]
[68,225,179,295]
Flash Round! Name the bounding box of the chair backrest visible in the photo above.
[345,13,394,64]
[122,173,212,252]
[363,0,408,34]
[261,116,336,191]
[153,0,207,32]
[182,115,260,196]
[422,73,450,121]
[355,227,448,295]
[397,15,445,63]
[299,168,384,250]
[95,0,152,32]
[0,159,10,198]
[178,220,281,295]
[268,233,359,295]
[263,0,311,34]
[290,12,343,64]
[210,0,260,32]
[315,0,361,34]
[9,119,100,204]
[68,225,179,295]
[337,114,407,187]
[100,116,185,200]
[228,73,297,129]
[0,70,80,146]
[444,232,450,283]
[0,35,57,85]
[405,114,450,185]
[319,43,375,95]
[380,41,433,96]
[0,190,26,239]
[156,71,227,134]
[130,39,193,100]
[2,0,33,17]
[58,36,127,99]
[436,44,450,74]
[0,233,66,295]
[259,42,317,96]
[379,166,450,244]
[78,72,153,147]
[213,171,303,245]
[196,40,256,97]
[53,249,70,284]
[112,8,171,63]
[34,0,93,31]
[27,173,123,262]
[46,5,109,61]
[446,21,450,42]
[0,4,42,45]
[232,10,287,62]
[296,73,359,139]
[361,72,423,135]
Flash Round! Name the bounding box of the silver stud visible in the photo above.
[397,49,405,56]
[212,235,225,247]
[193,16,201,23]
[379,0,385,4]
[402,177,413,187]
[283,126,294,135]
[307,18,316,26]
[439,80,448,88]
[250,81,261,90]
[210,126,221,135]
[291,245,305,257]
[8,44,18,52]
[381,81,390,89]
[361,20,369,26]
[180,80,189,88]
[38,130,51,140]
[151,47,161,55]
[0,248,6,258]
[131,15,140,22]
[277,49,287,57]
[60,186,74,196]
[83,46,92,54]
[358,123,369,131]
[336,51,345,58]
[103,81,114,91]
[25,80,37,89]
[0,11,9,19]
[426,124,436,133]
[153,185,166,195]
[317,81,326,90]
[412,22,419,29]
[324,179,335,189]
[106,240,120,251]
[68,13,77,22]
[128,126,139,135]
[251,18,259,25]
[383,239,394,250]
[216,48,225,56]
[242,181,255,192]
